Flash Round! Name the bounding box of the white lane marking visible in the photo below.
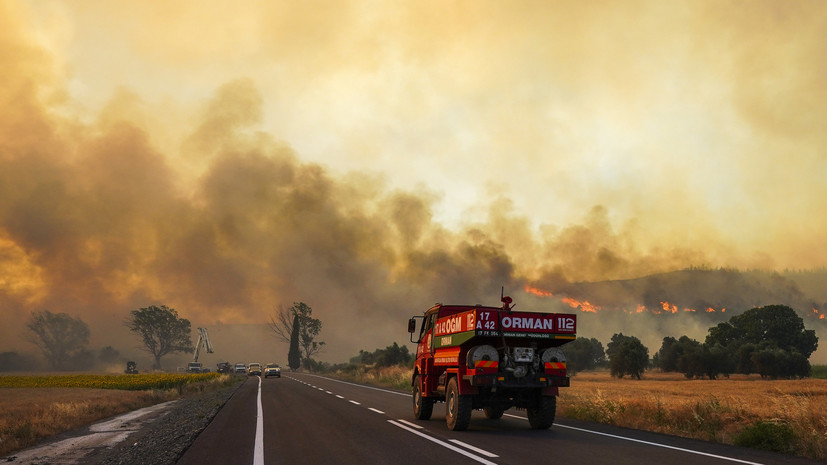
[298,373,409,396]
[336,395,345,399]
[449,439,499,458]
[388,420,497,465]
[253,376,264,465]
[349,400,361,405]
[502,414,765,465]
[396,419,423,429]
[368,407,386,414]
[325,391,333,394]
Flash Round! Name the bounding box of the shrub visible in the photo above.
[733,421,795,453]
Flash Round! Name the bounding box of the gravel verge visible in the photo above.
[88,382,242,465]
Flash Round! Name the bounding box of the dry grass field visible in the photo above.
[558,371,827,460]
[0,387,174,456]
[0,373,235,457]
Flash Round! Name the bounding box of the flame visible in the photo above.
[522,285,744,318]
[561,297,600,313]
[660,301,678,314]
[524,284,554,297]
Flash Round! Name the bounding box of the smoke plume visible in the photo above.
[1,1,825,366]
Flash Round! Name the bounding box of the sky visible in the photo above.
[1,1,825,366]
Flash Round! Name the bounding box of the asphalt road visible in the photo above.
[177,373,820,465]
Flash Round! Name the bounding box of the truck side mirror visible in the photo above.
[408,316,424,343]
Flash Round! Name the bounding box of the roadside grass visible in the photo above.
[329,364,411,391]
[0,373,239,457]
[558,371,827,461]
[329,366,827,461]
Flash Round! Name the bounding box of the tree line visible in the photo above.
[6,301,326,372]
[563,304,819,379]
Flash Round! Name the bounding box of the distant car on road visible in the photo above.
[264,363,281,378]
[248,363,262,376]
[234,363,247,374]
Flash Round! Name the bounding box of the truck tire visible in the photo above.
[413,375,433,420]
[483,406,504,420]
[527,396,556,429]
[445,377,471,431]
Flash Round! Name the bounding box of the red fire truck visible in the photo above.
[408,294,576,430]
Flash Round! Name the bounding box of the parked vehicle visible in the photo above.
[124,361,138,374]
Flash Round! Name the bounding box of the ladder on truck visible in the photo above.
[187,328,214,372]
[193,327,214,362]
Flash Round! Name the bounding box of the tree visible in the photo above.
[606,333,649,379]
[707,304,817,357]
[288,314,301,370]
[705,304,817,376]
[269,302,325,363]
[353,343,413,367]
[0,352,37,372]
[98,346,122,365]
[562,337,606,373]
[653,336,681,372]
[126,305,194,370]
[25,310,90,369]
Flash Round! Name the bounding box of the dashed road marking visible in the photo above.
[396,419,422,429]
[449,439,499,458]
[388,420,497,465]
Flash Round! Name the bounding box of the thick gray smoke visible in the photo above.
[1,1,825,367]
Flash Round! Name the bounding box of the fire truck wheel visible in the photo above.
[413,375,433,420]
[483,406,504,420]
[445,377,471,431]
[527,396,556,429]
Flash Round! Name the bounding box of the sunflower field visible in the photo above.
[0,372,221,390]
